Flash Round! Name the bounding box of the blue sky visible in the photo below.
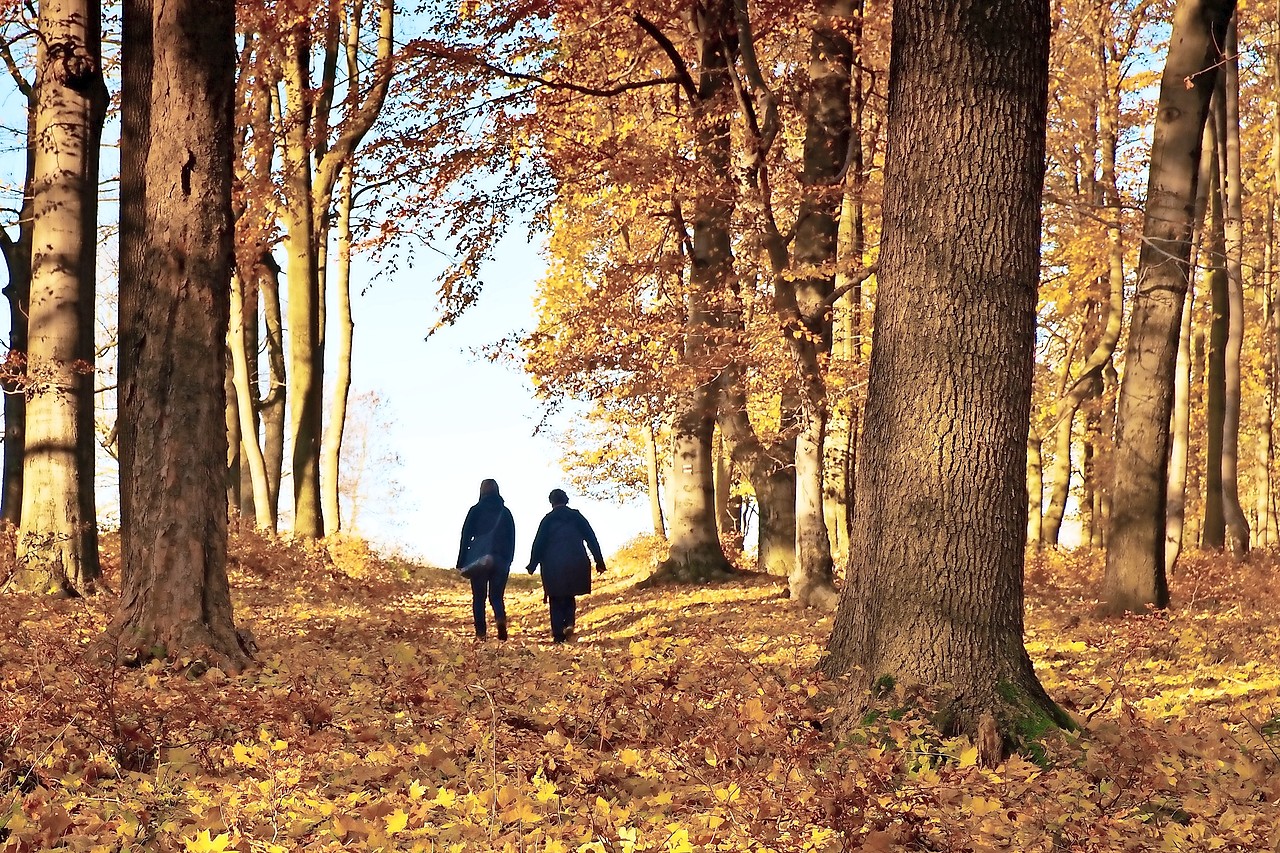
[342,229,650,567]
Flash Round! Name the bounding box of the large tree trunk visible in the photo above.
[16,0,106,595]
[651,1,734,584]
[1103,0,1236,614]
[0,87,35,528]
[116,0,250,671]
[824,0,1066,743]
[1217,16,1249,558]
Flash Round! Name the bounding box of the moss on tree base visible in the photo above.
[832,672,1076,767]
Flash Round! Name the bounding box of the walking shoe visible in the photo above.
[563,625,575,641]
[496,622,508,642]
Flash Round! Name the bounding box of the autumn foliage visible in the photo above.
[2,537,1279,852]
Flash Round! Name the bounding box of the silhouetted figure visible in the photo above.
[456,479,516,640]
[526,489,605,643]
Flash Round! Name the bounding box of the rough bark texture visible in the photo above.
[16,0,106,595]
[116,0,250,672]
[1103,0,1236,614]
[823,0,1066,743]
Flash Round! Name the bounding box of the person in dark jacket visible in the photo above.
[457,479,517,640]
[526,489,605,643]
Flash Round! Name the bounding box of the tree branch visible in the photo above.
[632,13,698,101]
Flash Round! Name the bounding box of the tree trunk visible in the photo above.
[320,164,355,536]
[1103,0,1235,614]
[16,0,106,595]
[1203,119,1226,549]
[0,88,35,528]
[278,29,324,539]
[224,353,241,517]
[1258,195,1276,549]
[1218,16,1249,558]
[229,272,275,532]
[237,269,259,519]
[1027,427,1043,544]
[651,1,734,584]
[259,254,286,525]
[645,421,665,537]
[753,443,796,578]
[824,0,1066,743]
[1166,277,1195,573]
[1040,401,1075,546]
[116,0,250,671]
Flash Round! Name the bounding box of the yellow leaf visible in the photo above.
[409,780,428,800]
[183,829,233,853]
[385,810,409,835]
[958,745,979,768]
[618,748,641,767]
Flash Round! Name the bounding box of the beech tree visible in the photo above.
[824,0,1068,743]
[116,0,250,669]
[1103,0,1236,614]
[15,0,107,594]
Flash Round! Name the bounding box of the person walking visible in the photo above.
[456,479,516,640]
[526,489,605,643]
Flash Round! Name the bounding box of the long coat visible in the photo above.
[456,494,516,570]
[526,505,604,598]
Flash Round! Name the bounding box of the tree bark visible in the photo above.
[1217,15,1249,558]
[16,0,106,595]
[824,0,1066,743]
[1027,428,1043,544]
[650,2,735,584]
[645,421,665,537]
[1203,115,1226,549]
[229,272,275,532]
[320,164,355,536]
[116,0,250,671]
[258,253,286,524]
[278,28,325,539]
[1103,0,1236,614]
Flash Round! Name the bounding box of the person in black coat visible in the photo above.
[456,479,517,640]
[526,489,605,643]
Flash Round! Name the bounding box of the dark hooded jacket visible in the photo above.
[456,494,516,570]
[526,505,604,597]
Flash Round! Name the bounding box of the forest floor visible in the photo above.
[2,533,1279,852]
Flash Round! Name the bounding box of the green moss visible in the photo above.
[996,679,1077,767]
[872,674,896,697]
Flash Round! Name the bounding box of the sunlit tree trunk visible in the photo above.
[117,0,250,670]
[320,164,355,536]
[1103,0,1235,614]
[258,253,286,523]
[824,0,1066,742]
[224,358,241,516]
[229,272,274,532]
[651,2,734,583]
[1218,16,1249,558]
[16,0,106,595]
[645,421,665,537]
[1170,118,1214,570]
[1259,195,1276,549]
[278,29,324,539]
[1027,428,1043,544]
